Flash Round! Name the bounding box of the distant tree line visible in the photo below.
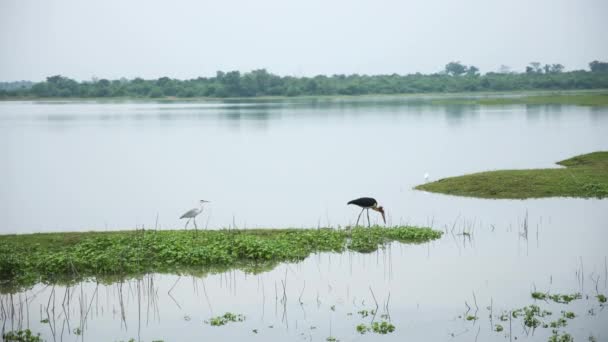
[0,81,34,91]
[1,61,607,99]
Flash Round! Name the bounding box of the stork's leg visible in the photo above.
[356,208,364,227]
[367,209,371,228]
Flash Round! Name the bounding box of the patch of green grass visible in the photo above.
[430,92,608,107]
[0,226,441,292]
[416,151,608,199]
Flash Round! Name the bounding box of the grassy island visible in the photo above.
[0,226,441,291]
[415,152,608,199]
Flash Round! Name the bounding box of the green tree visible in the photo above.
[445,62,467,76]
[589,60,608,72]
[466,66,480,76]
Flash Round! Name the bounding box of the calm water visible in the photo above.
[1,98,607,341]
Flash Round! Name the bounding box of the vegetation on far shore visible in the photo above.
[0,226,441,292]
[430,92,608,106]
[416,152,608,199]
[1,60,608,99]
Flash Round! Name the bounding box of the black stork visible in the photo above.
[347,197,386,227]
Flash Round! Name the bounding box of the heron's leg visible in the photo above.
[356,208,364,227]
[193,216,198,230]
[184,218,190,230]
[367,209,371,228]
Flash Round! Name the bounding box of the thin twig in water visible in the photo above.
[298,281,305,305]
[168,276,181,295]
[369,287,379,310]
[509,310,512,342]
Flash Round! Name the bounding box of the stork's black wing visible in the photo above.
[347,197,377,208]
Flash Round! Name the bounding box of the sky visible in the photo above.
[1,0,607,81]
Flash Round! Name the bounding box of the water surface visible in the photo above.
[1,98,607,341]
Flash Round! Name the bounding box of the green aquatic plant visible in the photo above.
[494,324,504,332]
[0,226,442,291]
[562,311,575,319]
[371,321,396,334]
[531,292,582,304]
[357,309,376,318]
[549,317,568,328]
[465,315,477,321]
[2,330,42,342]
[356,324,370,334]
[326,336,338,342]
[549,331,574,342]
[205,312,245,326]
[355,320,395,335]
[597,294,606,303]
[511,305,551,329]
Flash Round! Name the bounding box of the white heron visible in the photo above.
[180,200,210,229]
[424,172,430,182]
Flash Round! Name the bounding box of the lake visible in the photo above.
[1,97,607,341]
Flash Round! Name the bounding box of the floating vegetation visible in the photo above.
[562,311,575,319]
[357,309,376,318]
[2,329,42,342]
[356,324,369,334]
[512,305,552,329]
[326,336,338,342]
[549,331,574,342]
[465,315,478,321]
[597,294,606,303]
[371,321,396,334]
[0,226,441,291]
[531,292,582,304]
[356,321,395,335]
[490,290,597,342]
[205,312,245,326]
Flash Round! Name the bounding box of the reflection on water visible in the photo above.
[1,98,607,233]
[1,209,608,341]
[1,98,607,340]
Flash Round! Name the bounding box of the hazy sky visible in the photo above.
[1,0,607,81]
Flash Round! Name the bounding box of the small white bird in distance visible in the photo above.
[180,200,210,230]
[424,172,430,182]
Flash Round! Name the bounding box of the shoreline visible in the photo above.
[1,89,608,105]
